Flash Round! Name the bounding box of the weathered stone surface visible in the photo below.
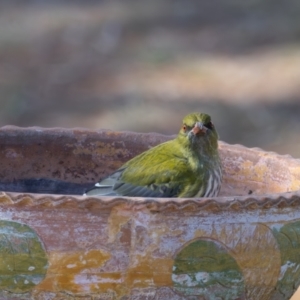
[0,127,299,299]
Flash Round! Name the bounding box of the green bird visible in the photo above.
[85,112,222,198]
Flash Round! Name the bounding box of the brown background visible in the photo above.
[0,1,300,157]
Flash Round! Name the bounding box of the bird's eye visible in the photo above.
[205,121,214,129]
[182,125,187,132]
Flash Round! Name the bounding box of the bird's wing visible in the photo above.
[85,160,187,197]
[112,175,182,197]
[85,141,202,197]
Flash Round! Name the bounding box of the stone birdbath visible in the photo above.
[0,126,299,300]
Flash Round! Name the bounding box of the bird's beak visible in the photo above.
[192,122,207,135]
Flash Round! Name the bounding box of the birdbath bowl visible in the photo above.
[0,126,300,300]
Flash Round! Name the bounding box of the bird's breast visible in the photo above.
[195,162,222,198]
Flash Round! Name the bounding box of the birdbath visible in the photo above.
[0,126,299,300]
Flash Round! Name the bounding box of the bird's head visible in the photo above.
[177,112,219,153]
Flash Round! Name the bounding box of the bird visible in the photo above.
[84,112,222,198]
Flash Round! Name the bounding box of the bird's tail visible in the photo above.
[84,176,117,196]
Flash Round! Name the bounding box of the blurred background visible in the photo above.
[0,0,300,157]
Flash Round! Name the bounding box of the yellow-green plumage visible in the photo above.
[85,112,222,198]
